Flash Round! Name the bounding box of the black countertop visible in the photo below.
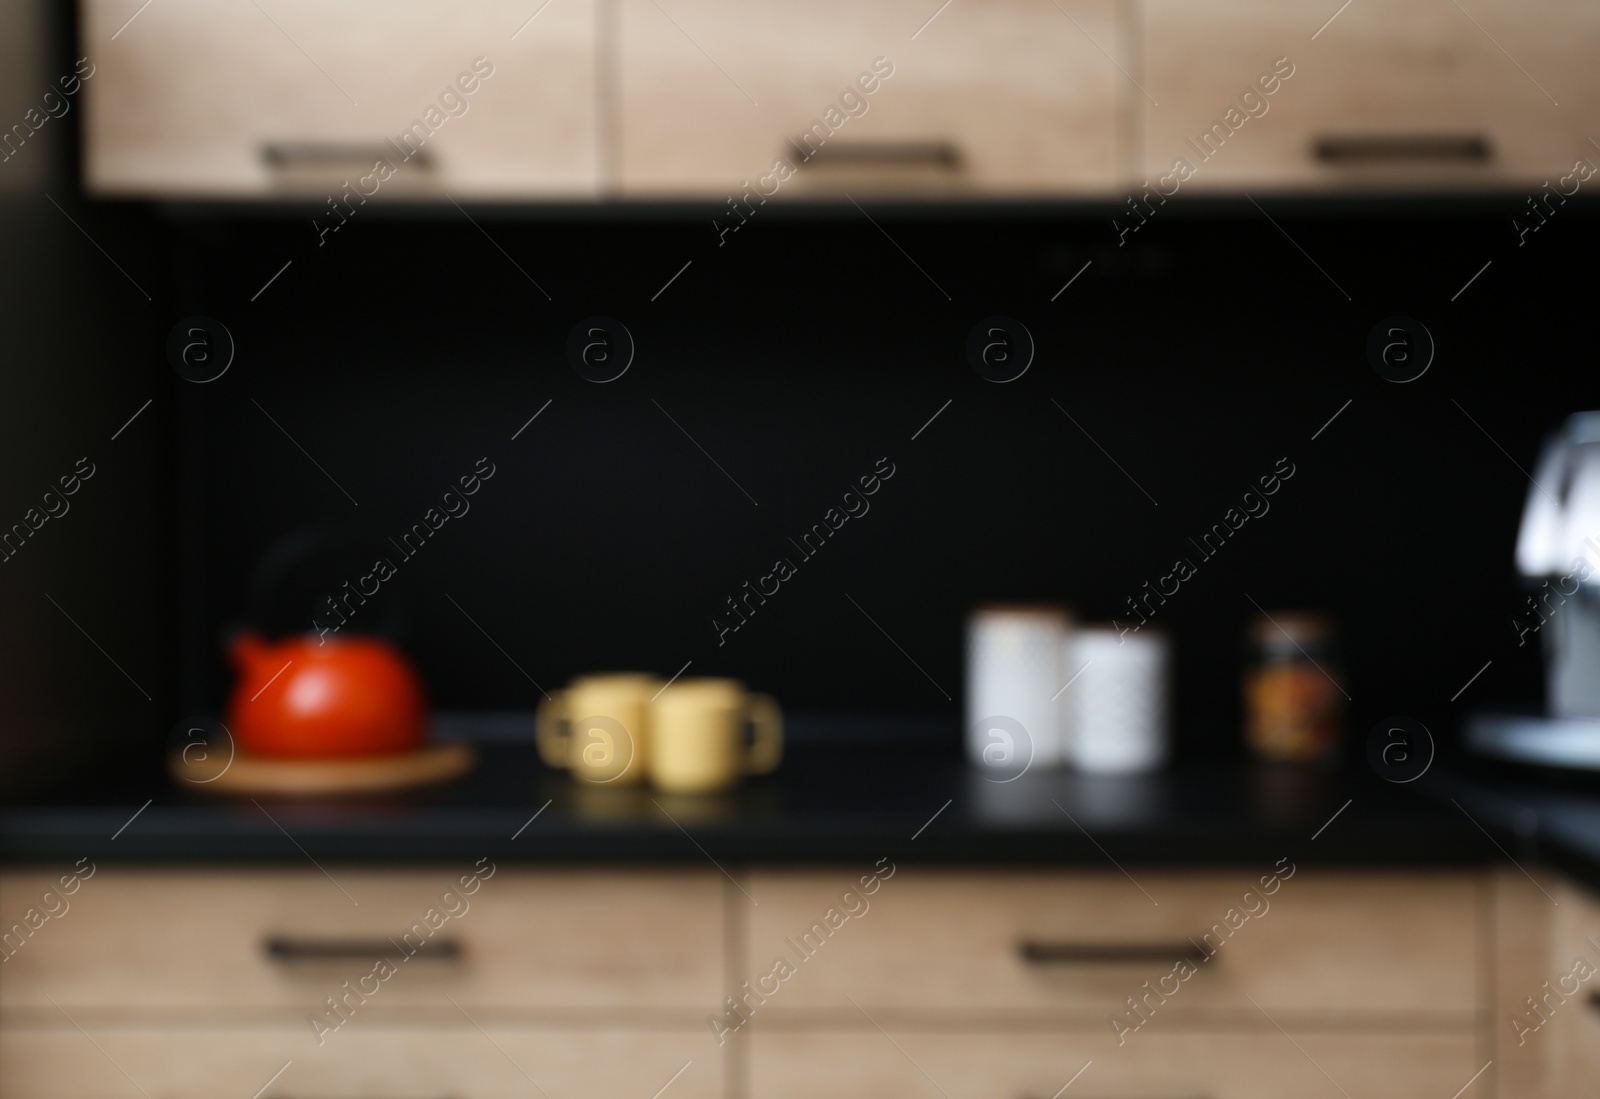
[10,726,1593,888]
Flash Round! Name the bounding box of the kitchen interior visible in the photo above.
[2,0,1600,1097]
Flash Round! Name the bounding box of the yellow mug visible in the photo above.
[648,678,782,794]
[536,673,660,785]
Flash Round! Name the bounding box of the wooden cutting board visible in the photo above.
[168,741,476,796]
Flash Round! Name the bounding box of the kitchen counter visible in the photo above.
[1428,757,1600,894]
[2,716,1565,877]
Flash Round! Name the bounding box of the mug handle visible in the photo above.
[746,693,783,775]
[535,691,570,768]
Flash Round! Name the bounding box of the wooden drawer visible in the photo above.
[81,0,598,198]
[0,1025,718,1099]
[1547,878,1600,1099]
[743,869,1480,1018]
[751,1032,1479,1099]
[0,867,721,1010]
[1142,0,1600,191]
[617,0,1123,197]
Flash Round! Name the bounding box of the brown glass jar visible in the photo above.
[1244,612,1343,763]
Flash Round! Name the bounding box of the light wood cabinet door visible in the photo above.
[751,1031,1480,1099]
[1490,867,1555,1099]
[743,869,1481,1020]
[1546,878,1600,1099]
[1141,0,1600,191]
[80,0,598,198]
[617,0,1126,197]
[0,1025,719,1099]
[0,867,722,1011]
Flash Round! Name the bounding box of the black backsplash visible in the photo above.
[157,198,1600,753]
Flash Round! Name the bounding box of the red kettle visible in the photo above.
[225,527,427,759]
[227,632,426,758]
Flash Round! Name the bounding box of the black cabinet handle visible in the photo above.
[1018,940,1208,965]
[788,139,962,170]
[1311,134,1492,164]
[263,935,461,961]
[261,141,434,170]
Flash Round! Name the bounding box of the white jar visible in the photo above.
[965,605,1071,775]
[1065,627,1169,773]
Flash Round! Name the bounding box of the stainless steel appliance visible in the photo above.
[1468,411,1600,769]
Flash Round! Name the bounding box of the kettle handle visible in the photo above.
[243,524,408,642]
[535,691,571,768]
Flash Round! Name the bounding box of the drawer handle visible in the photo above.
[1018,940,1207,966]
[261,141,435,170]
[1311,133,1492,164]
[789,139,962,170]
[263,935,461,962]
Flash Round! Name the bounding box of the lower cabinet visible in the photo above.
[751,1031,1480,1099]
[742,869,1482,1017]
[0,1026,719,1099]
[737,869,1488,1099]
[1546,879,1600,1098]
[0,863,1549,1097]
[0,867,724,1010]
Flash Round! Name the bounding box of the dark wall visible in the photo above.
[0,0,170,798]
[168,197,1600,752]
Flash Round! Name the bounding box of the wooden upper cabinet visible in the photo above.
[77,0,1598,198]
[1141,0,1600,192]
[80,0,599,198]
[615,0,1126,197]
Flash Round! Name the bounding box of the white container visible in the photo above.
[965,605,1070,775]
[1065,627,1169,774]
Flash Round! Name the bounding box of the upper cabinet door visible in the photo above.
[80,0,598,198]
[616,0,1127,198]
[1142,0,1600,192]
